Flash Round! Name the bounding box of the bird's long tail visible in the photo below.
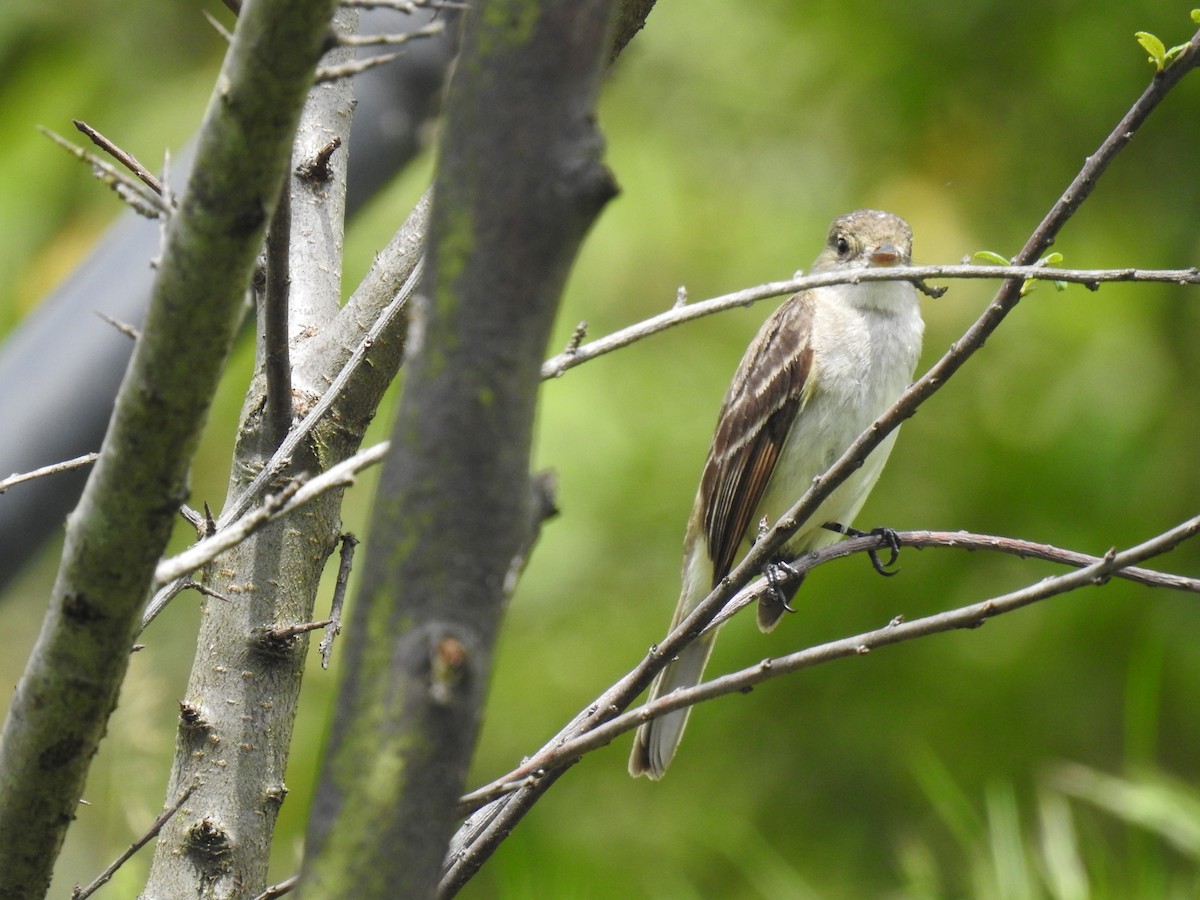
[628,629,717,779]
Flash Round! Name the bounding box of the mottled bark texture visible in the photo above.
[298,2,619,897]
[0,1,338,897]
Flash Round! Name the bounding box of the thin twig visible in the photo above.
[93,310,140,340]
[0,453,98,494]
[705,528,1200,631]
[316,51,408,81]
[202,8,234,42]
[265,177,294,446]
[338,20,445,47]
[147,442,388,605]
[258,619,333,642]
[38,127,168,218]
[319,533,358,668]
[250,875,298,900]
[72,780,198,899]
[540,264,1200,380]
[180,579,235,604]
[339,0,467,9]
[72,119,164,196]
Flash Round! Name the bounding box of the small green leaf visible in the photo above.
[1038,251,1064,267]
[1136,31,1167,70]
[1053,280,1068,292]
[973,250,1011,266]
[1165,44,1189,67]
[1192,10,1200,25]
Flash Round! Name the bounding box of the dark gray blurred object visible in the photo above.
[0,9,457,591]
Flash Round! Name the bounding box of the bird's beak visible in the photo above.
[869,243,902,267]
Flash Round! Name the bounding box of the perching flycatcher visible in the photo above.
[630,209,925,779]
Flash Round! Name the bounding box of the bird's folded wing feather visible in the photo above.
[699,295,814,583]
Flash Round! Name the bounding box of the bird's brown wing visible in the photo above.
[699,295,814,584]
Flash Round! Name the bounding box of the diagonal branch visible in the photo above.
[148,441,388,592]
[71,779,198,900]
[72,119,165,198]
[0,453,98,493]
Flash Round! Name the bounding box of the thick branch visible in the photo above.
[0,0,339,893]
[298,2,619,896]
[139,9,376,898]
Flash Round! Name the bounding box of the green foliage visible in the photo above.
[973,249,1068,295]
[1135,10,1198,72]
[972,250,1012,266]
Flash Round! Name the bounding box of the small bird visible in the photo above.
[629,209,925,779]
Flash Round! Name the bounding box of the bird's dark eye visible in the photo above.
[835,234,852,257]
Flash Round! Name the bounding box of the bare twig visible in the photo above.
[147,441,388,605]
[318,533,358,668]
[338,20,445,47]
[705,528,1200,631]
[316,51,408,81]
[257,619,333,643]
[250,875,298,900]
[202,8,234,42]
[93,310,140,340]
[71,780,198,899]
[541,264,1200,380]
[339,0,467,9]
[72,119,164,197]
[180,579,234,605]
[264,179,294,446]
[0,453,98,494]
[38,127,168,218]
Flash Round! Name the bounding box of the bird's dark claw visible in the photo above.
[824,522,902,576]
[766,559,801,610]
[757,558,804,632]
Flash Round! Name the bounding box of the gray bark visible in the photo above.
[0,0,339,896]
[297,1,620,896]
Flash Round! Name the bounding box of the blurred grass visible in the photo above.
[2,0,1200,896]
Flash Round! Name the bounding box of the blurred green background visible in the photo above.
[3,1,1200,896]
